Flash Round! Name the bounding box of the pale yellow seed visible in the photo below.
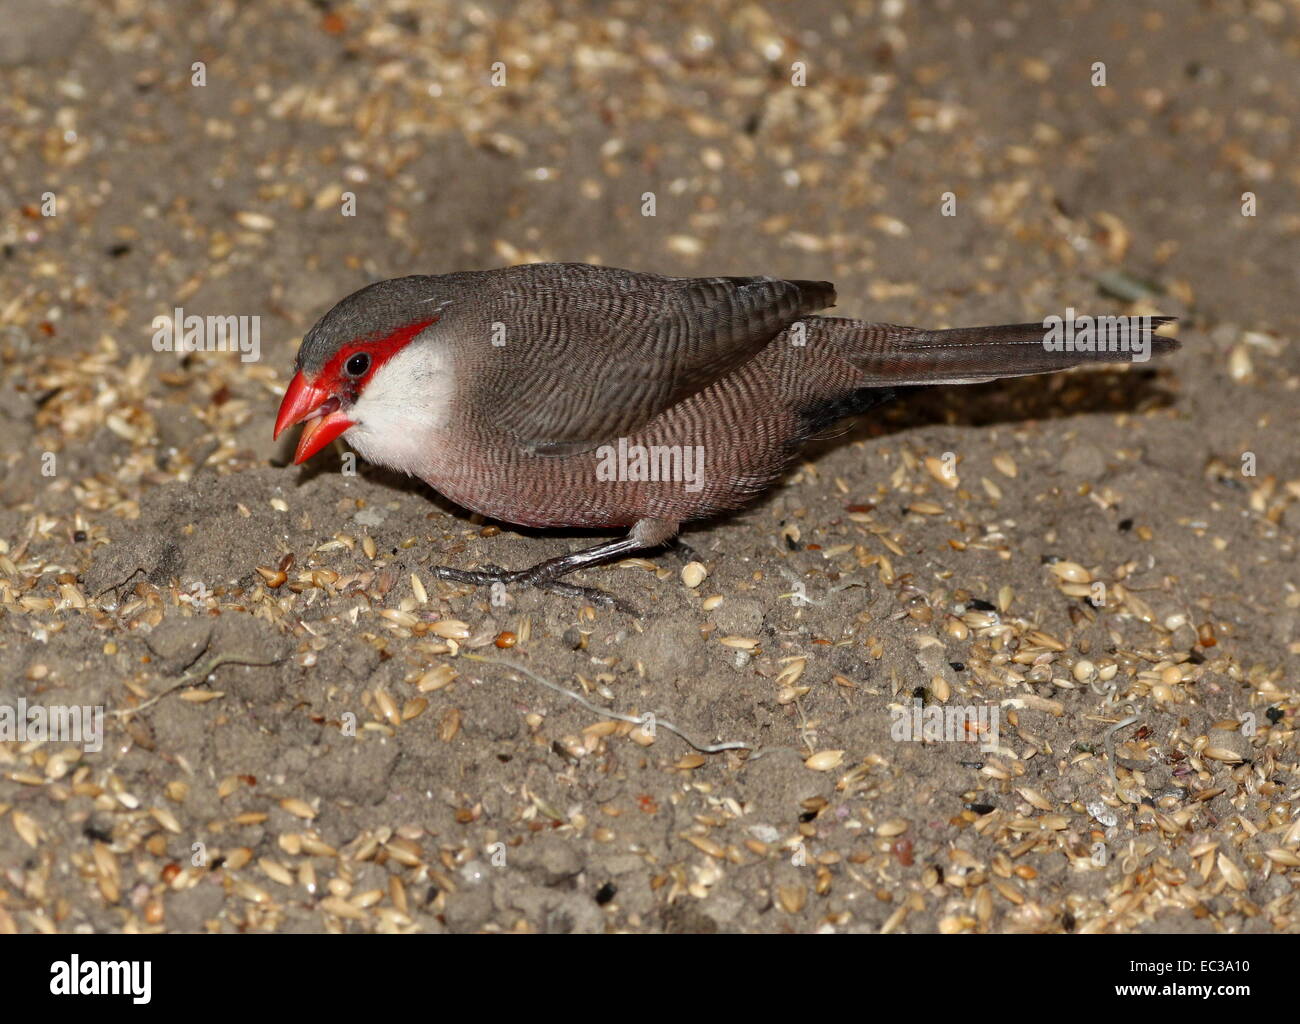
[280,797,317,820]
[804,750,845,772]
[417,665,457,693]
[1217,852,1247,891]
[908,500,944,515]
[925,456,958,490]
[776,884,807,914]
[681,561,707,589]
[1049,561,1091,583]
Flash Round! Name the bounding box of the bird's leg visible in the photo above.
[428,518,678,614]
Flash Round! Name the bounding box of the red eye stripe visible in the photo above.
[317,317,438,391]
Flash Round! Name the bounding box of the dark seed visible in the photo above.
[73,530,87,542]
[595,882,617,905]
[1117,518,1134,532]
[967,598,996,612]
[965,802,995,815]
[949,661,966,672]
[1266,706,1283,725]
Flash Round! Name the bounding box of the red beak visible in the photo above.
[274,371,356,465]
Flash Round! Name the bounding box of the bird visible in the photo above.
[274,262,1178,610]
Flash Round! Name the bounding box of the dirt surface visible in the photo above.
[1,0,1298,934]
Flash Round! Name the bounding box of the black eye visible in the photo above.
[345,352,370,377]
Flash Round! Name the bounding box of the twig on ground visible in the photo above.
[462,652,751,754]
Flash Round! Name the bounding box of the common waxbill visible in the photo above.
[274,263,1178,608]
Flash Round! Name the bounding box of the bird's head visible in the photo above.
[274,277,452,465]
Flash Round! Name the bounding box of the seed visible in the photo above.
[320,896,366,921]
[1202,747,1243,764]
[431,619,470,639]
[410,573,428,604]
[1027,630,1066,652]
[804,750,844,771]
[1217,852,1247,891]
[255,566,287,588]
[269,497,289,513]
[684,835,726,859]
[993,454,1018,478]
[774,660,807,691]
[1048,561,1091,583]
[1197,622,1217,647]
[225,847,253,870]
[907,500,944,515]
[1072,659,1095,683]
[776,884,807,914]
[877,819,909,837]
[280,797,317,820]
[681,561,707,588]
[925,456,958,489]
[931,674,950,703]
[235,210,276,231]
[362,535,377,559]
[416,665,457,692]
[11,810,40,847]
[402,698,428,721]
[260,858,294,887]
[719,636,758,650]
[494,631,517,648]
[374,688,400,726]
[150,807,182,834]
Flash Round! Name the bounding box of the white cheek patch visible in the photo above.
[342,342,455,476]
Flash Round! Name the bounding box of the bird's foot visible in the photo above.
[428,563,639,615]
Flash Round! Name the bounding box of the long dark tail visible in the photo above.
[822,316,1179,386]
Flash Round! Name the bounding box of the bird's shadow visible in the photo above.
[274,366,1179,548]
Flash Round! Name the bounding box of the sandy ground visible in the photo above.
[0,0,1298,934]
